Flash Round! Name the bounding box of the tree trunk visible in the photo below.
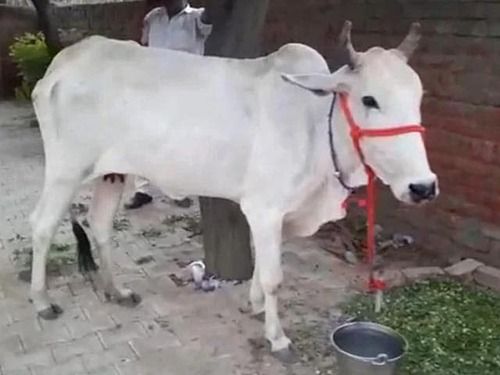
[200,198,253,280]
[200,0,269,280]
[31,0,63,56]
[204,0,270,59]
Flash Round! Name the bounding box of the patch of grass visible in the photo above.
[141,228,162,238]
[47,243,76,271]
[113,217,130,231]
[182,216,202,236]
[162,214,202,237]
[12,246,33,268]
[8,32,53,100]
[51,243,71,253]
[162,215,185,226]
[341,281,500,375]
[12,243,75,271]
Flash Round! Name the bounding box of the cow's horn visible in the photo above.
[397,22,421,60]
[338,20,360,69]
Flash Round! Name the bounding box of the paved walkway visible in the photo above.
[0,101,358,375]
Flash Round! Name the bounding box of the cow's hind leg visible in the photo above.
[89,174,141,306]
[30,176,80,319]
[249,262,265,319]
[242,204,296,363]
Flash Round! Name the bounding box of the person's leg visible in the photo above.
[125,176,153,209]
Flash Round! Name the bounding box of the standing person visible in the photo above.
[125,0,212,209]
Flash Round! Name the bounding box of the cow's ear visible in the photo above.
[281,71,349,96]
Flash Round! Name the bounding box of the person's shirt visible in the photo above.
[141,4,212,55]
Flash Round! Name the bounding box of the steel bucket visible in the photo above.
[331,322,407,375]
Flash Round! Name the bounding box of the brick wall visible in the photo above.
[259,0,500,266]
[1,0,499,265]
[51,0,146,45]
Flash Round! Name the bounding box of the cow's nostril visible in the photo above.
[409,182,436,202]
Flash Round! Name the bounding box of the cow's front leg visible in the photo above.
[89,175,141,306]
[243,206,295,362]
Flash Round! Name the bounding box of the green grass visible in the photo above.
[162,214,202,236]
[113,217,130,231]
[12,243,76,276]
[341,281,500,375]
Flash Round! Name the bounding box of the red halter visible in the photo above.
[337,93,425,291]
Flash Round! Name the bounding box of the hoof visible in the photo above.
[38,304,63,320]
[272,345,299,364]
[116,292,142,307]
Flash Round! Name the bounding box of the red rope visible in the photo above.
[366,168,387,292]
[366,168,376,265]
[337,93,425,292]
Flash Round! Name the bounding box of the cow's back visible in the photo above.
[34,36,329,136]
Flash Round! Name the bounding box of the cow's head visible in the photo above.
[282,21,438,205]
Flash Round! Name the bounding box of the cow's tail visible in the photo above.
[70,212,98,273]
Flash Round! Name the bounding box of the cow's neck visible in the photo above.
[330,97,367,188]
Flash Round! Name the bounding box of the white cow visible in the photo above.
[30,21,437,359]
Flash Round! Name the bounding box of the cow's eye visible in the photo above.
[362,96,379,109]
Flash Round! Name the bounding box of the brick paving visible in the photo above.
[0,101,358,375]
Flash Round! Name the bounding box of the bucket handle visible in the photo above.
[371,353,389,366]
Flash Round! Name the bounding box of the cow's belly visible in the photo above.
[91,92,255,201]
[136,125,252,201]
